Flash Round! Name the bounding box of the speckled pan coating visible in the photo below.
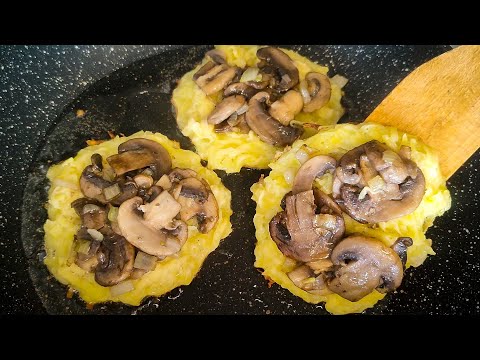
[0,45,478,314]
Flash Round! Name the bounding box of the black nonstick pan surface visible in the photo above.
[1,45,478,314]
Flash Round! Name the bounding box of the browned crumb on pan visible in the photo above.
[76,109,86,118]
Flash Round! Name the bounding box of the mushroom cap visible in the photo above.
[194,63,238,95]
[257,47,299,92]
[117,138,172,181]
[207,95,246,125]
[245,92,303,146]
[95,235,135,287]
[224,82,261,99]
[302,72,332,113]
[269,190,345,262]
[335,140,426,223]
[292,155,337,195]
[327,235,404,302]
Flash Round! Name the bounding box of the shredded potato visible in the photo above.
[44,131,233,306]
[251,123,451,314]
[172,45,344,173]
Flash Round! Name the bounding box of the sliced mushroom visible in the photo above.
[176,179,219,234]
[215,114,250,134]
[106,150,157,177]
[207,95,246,125]
[79,154,114,203]
[194,63,239,95]
[269,190,344,262]
[95,234,135,287]
[257,47,299,92]
[268,90,304,126]
[391,237,413,267]
[71,197,102,217]
[117,196,183,257]
[165,219,188,247]
[364,141,409,184]
[115,138,172,181]
[245,92,303,146]
[75,240,101,272]
[109,181,138,206]
[178,177,209,202]
[287,265,331,295]
[224,82,262,99]
[291,155,337,194]
[193,61,216,81]
[313,187,343,216]
[327,235,404,302]
[168,168,198,183]
[302,72,331,113]
[81,204,107,230]
[246,79,270,90]
[334,141,426,223]
[206,49,227,64]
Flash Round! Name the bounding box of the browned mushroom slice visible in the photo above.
[168,168,198,183]
[193,61,216,81]
[291,155,337,194]
[117,196,183,257]
[245,92,303,146]
[287,265,331,295]
[214,114,250,134]
[207,95,247,125]
[269,190,344,262]
[224,82,262,99]
[106,150,157,177]
[79,154,114,203]
[175,178,219,233]
[313,187,343,216]
[364,141,410,184]
[334,140,426,223]
[391,237,413,267]
[95,234,135,287]
[327,235,404,302]
[301,72,331,113]
[71,197,102,217]
[75,240,101,272]
[109,181,138,206]
[165,219,188,247]
[257,47,299,92]
[206,49,227,65]
[268,90,303,126]
[81,203,107,230]
[195,63,239,95]
[116,138,172,181]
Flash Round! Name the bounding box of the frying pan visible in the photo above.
[1,45,478,314]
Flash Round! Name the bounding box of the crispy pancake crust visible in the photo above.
[44,131,232,305]
[251,123,451,314]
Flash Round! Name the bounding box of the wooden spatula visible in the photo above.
[365,45,480,179]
